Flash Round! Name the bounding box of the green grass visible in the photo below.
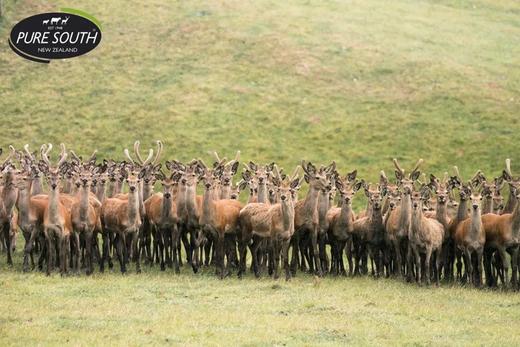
[1,0,520,345]
[1,245,520,346]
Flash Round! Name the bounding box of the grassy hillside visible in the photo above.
[1,0,519,184]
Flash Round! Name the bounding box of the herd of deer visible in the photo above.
[0,142,519,289]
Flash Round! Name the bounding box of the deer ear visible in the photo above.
[347,170,357,182]
[503,169,512,182]
[307,162,316,174]
[153,163,162,172]
[410,170,421,181]
[266,162,275,172]
[231,161,239,175]
[364,187,370,197]
[138,170,146,179]
[290,177,300,189]
[304,174,310,183]
[239,180,248,191]
[395,170,404,182]
[335,179,343,191]
[353,180,364,192]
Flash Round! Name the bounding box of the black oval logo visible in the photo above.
[9,11,102,63]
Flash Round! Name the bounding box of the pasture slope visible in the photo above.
[1,0,520,345]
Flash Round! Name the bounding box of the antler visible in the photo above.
[442,172,449,184]
[152,140,163,165]
[141,149,154,166]
[23,144,34,160]
[70,150,81,162]
[393,158,404,175]
[273,164,282,182]
[453,166,460,178]
[506,158,512,177]
[57,144,68,167]
[290,166,300,180]
[410,158,424,175]
[123,148,135,165]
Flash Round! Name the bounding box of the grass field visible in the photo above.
[1,0,520,345]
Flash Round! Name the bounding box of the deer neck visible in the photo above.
[481,197,493,214]
[220,185,231,200]
[504,186,517,214]
[470,207,483,238]
[79,186,90,222]
[16,185,31,223]
[1,175,18,216]
[127,190,139,223]
[161,195,173,223]
[399,193,412,228]
[339,202,353,226]
[96,183,106,203]
[281,198,295,232]
[48,188,61,224]
[318,190,330,222]
[107,180,115,197]
[31,176,43,196]
[411,206,424,233]
[456,199,469,222]
[63,179,72,194]
[142,182,154,201]
[257,182,268,203]
[436,201,449,227]
[201,188,216,225]
[185,184,198,212]
[303,184,320,214]
[511,199,520,237]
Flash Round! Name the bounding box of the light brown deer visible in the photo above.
[384,158,423,278]
[198,160,242,278]
[290,161,330,276]
[144,170,181,272]
[409,185,445,285]
[101,166,144,274]
[326,171,363,276]
[454,181,485,286]
[40,144,72,275]
[238,166,300,280]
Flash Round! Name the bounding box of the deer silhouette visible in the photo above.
[42,19,50,25]
[50,17,61,25]
[61,16,70,25]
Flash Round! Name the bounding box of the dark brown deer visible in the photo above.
[0,146,19,265]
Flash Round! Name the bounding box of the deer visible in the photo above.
[145,169,181,272]
[172,159,204,272]
[352,183,387,277]
[445,167,481,282]
[213,151,240,199]
[0,146,19,266]
[316,163,336,275]
[481,160,520,289]
[39,144,72,275]
[409,185,445,285]
[238,166,300,280]
[502,159,517,214]
[198,159,242,278]
[101,164,144,274]
[326,171,363,276]
[23,144,44,195]
[454,181,485,286]
[290,161,331,277]
[384,158,423,278]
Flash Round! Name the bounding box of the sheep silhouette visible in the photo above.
[42,19,49,25]
[50,17,61,25]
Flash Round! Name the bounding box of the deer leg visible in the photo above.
[483,248,494,287]
[425,247,432,286]
[273,239,281,280]
[318,233,328,274]
[85,230,93,275]
[475,249,483,288]
[3,222,13,266]
[311,228,322,277]
[509,247,518,289]
[237,234,250,279]
[158,228,166,271]
[38,232,46,271]
[251,236,262,278]
[282,239,291,281]
[133,231,141,274]
[290,231,300,276]
[22,228,33,272]
[45,230,53,276]
[462,249,472,286]
[116,234,126,274]
[498,247,509,288]
[172,224,180,274]
[108,230,115,269]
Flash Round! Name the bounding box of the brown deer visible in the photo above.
[481,165,520,288]
[70,167,102,275]
[409,185,445,285]
[144,170,182,272]
[39,144,72,275]
[0,146,19,265]
[502,159,517,214]
[290,161,330,276]
[101,166,144,274]
[238,166,300,280]
[384,158,423,278]
[326,171,363,276]
[198,160,242,278]
[23,144,44,195]
[352,183,387,277]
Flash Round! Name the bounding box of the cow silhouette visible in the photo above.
[50,17,61,25]
[61,16,70,25]
[42,19,49,25]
